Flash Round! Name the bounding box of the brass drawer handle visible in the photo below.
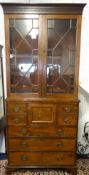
[20,128,27,135]
[56,142,63,147]
[21,141,28,147]
[14,106,20,112]
[64,118,70,124]
[57,156,63,161]
[14,117,19,123]
[21,155,28,161]
[64,107,71,113]
[57,129,64,135]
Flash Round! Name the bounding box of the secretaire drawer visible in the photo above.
[8,152,75,166]
[57,103,78,114]
[8,138,76,151]
[27,103,56,125]
[7,102,26,114]
[8,126,76,138]
[7,114,27,125]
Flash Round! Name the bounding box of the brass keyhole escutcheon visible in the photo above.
[38,110,44,118]
[21,155,28,161]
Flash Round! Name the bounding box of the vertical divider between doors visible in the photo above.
[39,15,47,97]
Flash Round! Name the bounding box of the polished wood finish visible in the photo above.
[57,103,78,114]
[2,3,85,15]
[28,103,56,125]
[57,114,77,126]
[8,138,76,151]
[7,102,26,113]
[8,126,76,138]
[9,152,75,166]
[7,114,27,125]
[2,3,85,175]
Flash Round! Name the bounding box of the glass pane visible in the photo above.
[47,19,77,94]
[9,18,39,93]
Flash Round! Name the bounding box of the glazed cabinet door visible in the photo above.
[41,15,81,98]
[6,15,42,96]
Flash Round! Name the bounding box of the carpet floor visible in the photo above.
[0,159,89,175]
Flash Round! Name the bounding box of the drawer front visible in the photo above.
[57,114,77,126]
[8,126,76,138]
[9,152,75,166]
[8,138,76,151]
[57,104,78,114]
[28,103,56,125]
[7,114,26,125]
[7,102,26,114]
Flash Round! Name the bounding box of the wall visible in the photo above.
[78,87,89,155]
[0,0,89,155]
[0,4,5,153]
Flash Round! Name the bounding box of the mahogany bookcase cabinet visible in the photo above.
[2,3,85,175]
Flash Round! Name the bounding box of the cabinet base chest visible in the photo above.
[6,99,78,175]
